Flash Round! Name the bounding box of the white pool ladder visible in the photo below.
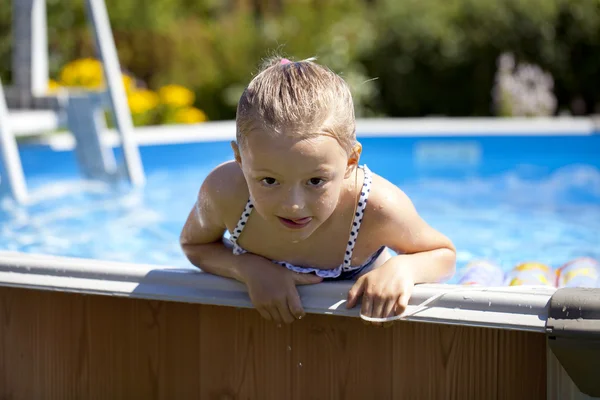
[0,0,145,204]
[0,79,28,204]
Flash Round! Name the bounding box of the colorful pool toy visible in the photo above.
[458,260,505,286]
[507,262,555,286]
[556,257,600,288]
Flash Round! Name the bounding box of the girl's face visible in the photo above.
[234,131,358,242]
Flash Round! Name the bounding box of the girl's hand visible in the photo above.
[346,260,415,326]
[240,259,323,324]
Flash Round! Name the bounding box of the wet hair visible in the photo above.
[236,57,356,154]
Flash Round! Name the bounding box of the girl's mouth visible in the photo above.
[278,216,312,229]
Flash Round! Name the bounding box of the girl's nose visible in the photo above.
[282,187,305,212]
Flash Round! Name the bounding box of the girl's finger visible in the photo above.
[268,305,284,324]
[287,290,306,321]
[395,292,411,316]
[277,301,296,324]
[361,292,373,321]
[257,307,272,321]
[383,299,396,320]
[381,299,396,328]
[370,295,386,327]
[347,277,366,309]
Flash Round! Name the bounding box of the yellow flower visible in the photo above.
[59,58,140,94]
[121,74,135,94]
[59,63,78,87]
[77,58,103,88]
[59,58,104,89]
[159,84,195,108]
[173,107,207,124]
[47,79,61,93]
[127,89,159,115]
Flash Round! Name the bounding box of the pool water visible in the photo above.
[1,135,599,284]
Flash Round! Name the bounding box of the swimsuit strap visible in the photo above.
[342,165,373,270]
[229,198,254,255]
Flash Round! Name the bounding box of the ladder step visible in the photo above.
[8,109,64,136]
[66,93,118,180]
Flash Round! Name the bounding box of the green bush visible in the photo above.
[115,0,378,119]
[36,0,376,120]
[0,2,12,84]
[363,0,600,116]
[1,0,599,118]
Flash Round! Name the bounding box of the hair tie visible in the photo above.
[280,58,292,65]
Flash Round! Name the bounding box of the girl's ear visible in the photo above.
[231,141,242,165]
[345,142,362,178]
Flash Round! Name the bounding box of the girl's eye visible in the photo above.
[308,178,325,187]
[261,177,278,186]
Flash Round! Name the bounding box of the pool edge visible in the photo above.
[0,250,554,332]
[19,116,599,151]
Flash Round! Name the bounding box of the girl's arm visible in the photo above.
[179,162,322,324]
[370,176,456,280]
[347,176,456,323]
[179,164,252,282]
[378,187,456,284]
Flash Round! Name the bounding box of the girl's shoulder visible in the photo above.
[199,160,250,226]
[366,171,410,211]
[361,168,455,256]
[360,170,416,235]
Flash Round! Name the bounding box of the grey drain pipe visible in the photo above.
[546,288,600,397]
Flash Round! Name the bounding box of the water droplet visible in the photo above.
[562,306,567,312]
[298,362,303,368]
[287,346,292,351]
[297,315,302,320]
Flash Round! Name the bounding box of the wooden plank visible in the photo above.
[86,294,135,399]
[0,286,39,399]
[236,307,293,399]
[197,304,244,399]
[197,304,294,399]
[0,286,549,399]
[35,291,89,399]
[393,321,454,399]
[161,301,201,399]
[392,321,546,399]
[453,325,500,399]
[129,299,164,400]
[346,318,394,399]
[0,287,9,398]
[291,313,393,400]
[497,325,547,399]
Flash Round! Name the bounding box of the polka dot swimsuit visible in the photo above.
[227,165,386,279]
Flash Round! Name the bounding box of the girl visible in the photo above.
[180,57,456,326]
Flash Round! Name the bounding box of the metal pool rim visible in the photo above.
[0,251,554,332]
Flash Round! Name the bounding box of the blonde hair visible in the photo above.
[236,57,356,154]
